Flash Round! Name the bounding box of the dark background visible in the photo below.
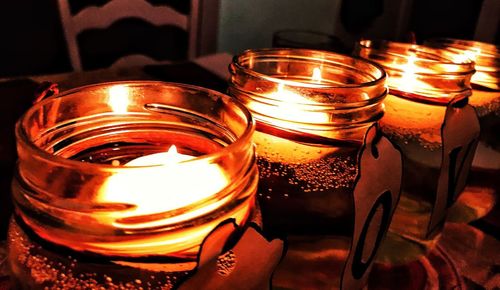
[0,0,190,78]
[0,0,497,78]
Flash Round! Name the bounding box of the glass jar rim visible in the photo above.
[424,38,500,90]
[16,81,255,172]
[425,38,500,55]
[232,48,387,90]
[356,40,476,104]
[358,39,476,74]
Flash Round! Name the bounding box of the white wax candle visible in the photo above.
[98,146,229,217]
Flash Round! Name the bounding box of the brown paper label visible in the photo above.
[177,220,285,290]
[427,99,480,238]
[341,124,403,290]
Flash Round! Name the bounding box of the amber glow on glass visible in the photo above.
[247,68,330,126]
[108,85,130,113]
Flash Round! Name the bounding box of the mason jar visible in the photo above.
[356,40,478,263]
[8,81,258,289]
[228,48,390,289]
[425,38,499,222]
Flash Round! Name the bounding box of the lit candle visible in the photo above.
[424,39,500,171]
[99,145,229,218]
[228,49,385,229]
[357,40,477,250]
[99,85,230,221]
[383,54,445,146]
[451,47,500,170]
[10,81,258,288]
[229,48,387,290]
[422,39,500,225]
[247,67,330,129]
[390,54,430,92]
[249,68,334,164]
[80,88,239,255]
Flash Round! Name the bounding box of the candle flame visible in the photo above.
[108,85,130,114]
[312,67,322,83]
[126,145,192,167]
[399,54,418,92]
[166,145,178,157]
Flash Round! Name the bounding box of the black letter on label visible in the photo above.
[427,100,480,239]
[428,139,478,238]
[352,191,392,279]
[341,124,403,290]
[447,140,476,206]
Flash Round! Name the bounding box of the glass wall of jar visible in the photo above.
[356,40,477,263]
[228,48,387,289]
[8,81,258,289]
[425,38,499,222]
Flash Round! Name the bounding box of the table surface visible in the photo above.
[0,54,498,290]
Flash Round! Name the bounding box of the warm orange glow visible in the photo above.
[37,145,252,257]
[388,54,433,94]
[312,67,322,83]
[398,54,418,92]
[98,145,229,219]
[382,55,446,144]
[453,47,496,86]
[453,47,481,64]
[259,82,329,124]
[250,68,335,163]
[248,68,330,127]
[382,93,445,134]
[108,85,130,113]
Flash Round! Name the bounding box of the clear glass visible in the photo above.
[356,40,475,263]
[425,38,500,223]
[8,81,258,289]
[229,48,387,289]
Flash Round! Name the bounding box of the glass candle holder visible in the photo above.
[228,48,388,289]
[8,81,258,289]
[356,40,478,262]
[425,39,500,219]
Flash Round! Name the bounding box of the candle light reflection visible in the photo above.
[108,85,130,113]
